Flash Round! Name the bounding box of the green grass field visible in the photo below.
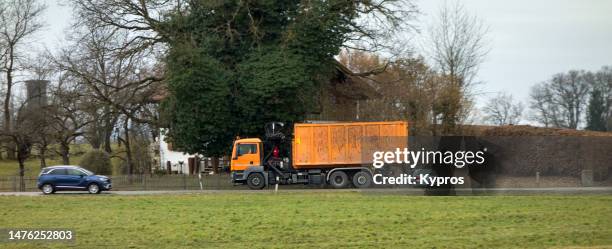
[0,192,611,248]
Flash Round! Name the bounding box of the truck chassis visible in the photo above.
[232,163,374,190]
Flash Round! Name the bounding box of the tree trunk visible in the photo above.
[18,159,25,192]
[87,111,102,149]
[90,140,101,150]
[123,118,133,178]
[212,157,219,174]
[103,129,113,153]
[4,48,15,160]
[90,123,102,149]
[39,145,47,169]
[60,142,70,165]
[3,67,12,136]
[17,140,28,192]
[103,113,117,154]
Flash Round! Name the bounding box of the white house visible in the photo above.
[158,128,198,174]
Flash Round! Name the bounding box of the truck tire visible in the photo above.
[352,171,372,188]
[247,173,265,190]
[329,171,349,189]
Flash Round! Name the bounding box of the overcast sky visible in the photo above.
[38,0,612,114]
[417,0,612,110]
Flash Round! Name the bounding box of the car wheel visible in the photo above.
[328,171,349,189]
[41,184,55,195]
[352,171,372,188]
[247,173,265,190]
[88,183,101,194]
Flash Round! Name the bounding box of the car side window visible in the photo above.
[49,169,67,175]
[236,144,257,156]
[67,169,84,176]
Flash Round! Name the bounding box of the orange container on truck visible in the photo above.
[230,121,408,189]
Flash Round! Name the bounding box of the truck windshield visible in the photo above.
[237,144,257,156]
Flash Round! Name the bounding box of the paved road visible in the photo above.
[1,187,612,196]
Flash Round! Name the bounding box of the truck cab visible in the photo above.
[230,138,263,184]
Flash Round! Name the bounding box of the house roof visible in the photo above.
[328,60,381,100]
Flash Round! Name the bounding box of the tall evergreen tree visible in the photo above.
[161,0,413,157]
[586,89,607,131]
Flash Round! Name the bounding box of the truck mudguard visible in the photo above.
[242,166,269,186]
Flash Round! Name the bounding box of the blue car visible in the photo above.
[37,165,112,194]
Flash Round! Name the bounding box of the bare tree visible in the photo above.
[53,24,163,177]
[529,70,591,129]
[555,71,590,129]
[427,1,489,88]
[25,55,54,168]
[69,0,418,54]
[55,26,163,123]
[340,0,419,53]
[81,97,119,153]
[529,83,558,127]
[0,0,45,159]
[46,74,91,164]
[425,1,489,132]
[340,51,438,128]
[339,50,472,135]
[68,0,187,52]
[0,1,6,85]
[70,0,177,34]
[0,1,4,159]
[483,93,523,125]
[0,97,46,190]
[591,66,612,130]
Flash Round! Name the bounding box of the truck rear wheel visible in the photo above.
[329,171,349,189]
[352,171,372,188]
[247,173,265,190]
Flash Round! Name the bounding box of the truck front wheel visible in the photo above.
[352,171,372,188]
[247,173,266,190]
[328,171,349,189]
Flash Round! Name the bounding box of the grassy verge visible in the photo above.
[0,193,611,248]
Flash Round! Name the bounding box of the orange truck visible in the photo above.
[230,121,408,189]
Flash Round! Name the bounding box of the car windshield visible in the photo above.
[80,168,94,176]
